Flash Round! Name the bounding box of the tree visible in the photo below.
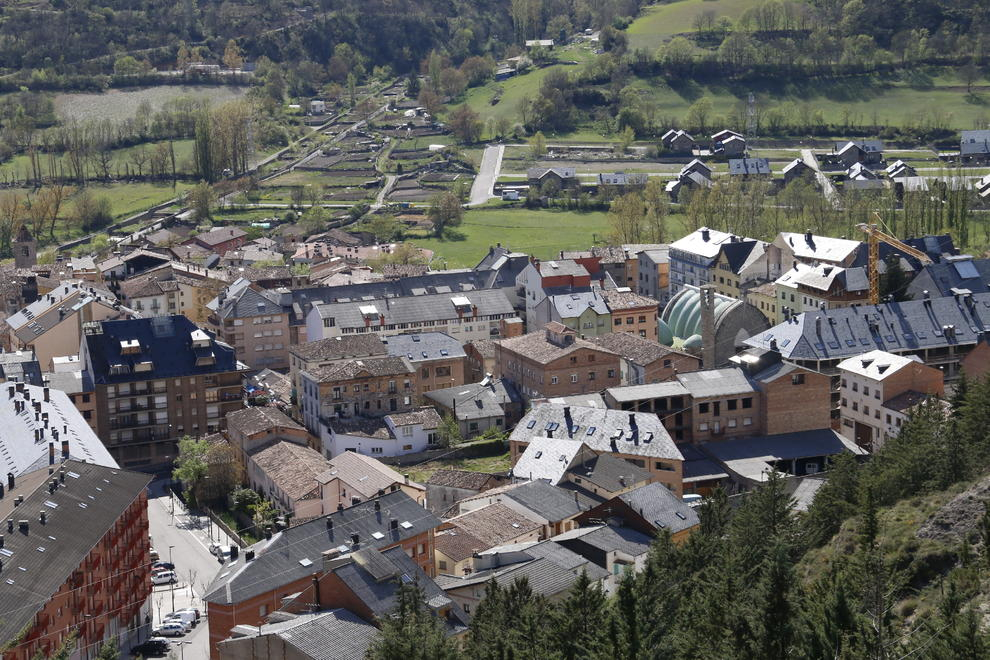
[172,435,210,508]
[95,638,119,660]
[223,39,244,70]
[406,73,421,98]
[554,571,609,659]
[686,96,714,134]
[427,191,463,237]
[252,499,278,531]
[72,191,113,232]
[436,414,462,446]
[607,192,647,244]
[746,542,795,659]
[367,214,402,242]
[367,582,462,660]
[231,486,261,515]
[530,131,547,159]
[187,182,215,222]
[113,56,144,76]
[449,105,483,143]
[616,125,635,153]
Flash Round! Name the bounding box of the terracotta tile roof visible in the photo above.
[290,335,387,361]
[445,503,540,546]
[435,528,486,562]
[600,289,659,311]
[590,332,678,366]
[317,451,420,499]
[426,469,503,490]
[226,406,305,438]
[307,356,413,382]
[386,407,441,429]
[248,440,329,501]
[496,330,616,366]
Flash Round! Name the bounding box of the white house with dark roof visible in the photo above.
[323,407,441,458]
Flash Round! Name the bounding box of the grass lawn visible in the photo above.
[627,0,762,51]
[0,139,196,181]
[404,449,513,484]
[409,208,611,267]
[98,181,192,219]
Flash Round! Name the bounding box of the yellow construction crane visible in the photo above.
[856,214,932,304]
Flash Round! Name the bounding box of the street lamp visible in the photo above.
[168,545,176,613]
[174,640,193,660]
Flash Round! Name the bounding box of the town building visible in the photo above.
[742,291,990,379]
[538,290,611,337]
[0,381,116,478]
[600,289,659,340]
[513,436,654,500]
[636,246,671,305]
[185,226,248,255]
[905,255,990,300]
[246,439,330,518]
[554,524,653,593]
[288,334,388,412]
[306,289,516,344]
[668,227,745,298]
[425,469,511,515]
[710,238,772,300]
[4,281,132,371]
[0,461,151,660]
[575,482,699,542]
[589,332,700,385]
[774,262,870,317]
[298,355,415,434]
[508,403,684,493]
[80,316,247,471]
[204,491,441,658]
[837,349,945,451]
[318,450,426,511]
[115,262,229,325]
[383,332,468,398]
[0,349,42,385]
[423,378,524,438]
[769,231,861,280]
[43,355,97,433]
[323,407,441,458]
[493,323,621,400]
[208,278,292,371]
[217,609,379,660]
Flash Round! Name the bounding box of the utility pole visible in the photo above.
[168,545,176,613]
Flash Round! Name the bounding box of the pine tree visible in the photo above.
[366,582,462,660]
[746,542,795,660]
[857,485,878,549]
[728,469,796,572]
[553,570,608,660]
[800,563,861,659]
[803,452,861,547]
[613,573,640,660]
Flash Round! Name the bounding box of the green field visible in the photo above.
[52,85,248,122]
[0,139,196,181]
[409,208,611,267]
[100,181,192,219]
[628,0,760,51]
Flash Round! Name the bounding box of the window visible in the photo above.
[841,378,847,387]
[875,410,880,419]
[742,397,752,409]
[403,444,413,451]
[551,376,558,384]
[875,391,880,400]
[852,402,858,411]
[864,406,870,415]
[743,417,752,426]
[438,560,448,570]
[841,398,847,407]
[791,373,805,385]
[698,402,710,414]
[655,461,674,471]
[607,369,616,378]
[698,423,709,431]
[625,317,634,325]
[863,386,870,396]
[371,447,384,455]
[728,399,737,411]
[663,359,672,368]
[728,419,737,428]
[886,414,892,424]
[421,368,430,378]
[852,382,858,392]
[570,374,578,383]
[435,366,451,377]
[588,372,596,381]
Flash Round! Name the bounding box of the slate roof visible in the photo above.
[552,524,653,559]
[675,367,756,397]
[423,379,522,422]
[502,480,594,522]
[306,356,414,383]
[568,452,653,493]
[510,403,682,461]
[669,227,738,260]
[7,282,120,340]
[549,291,609,319]
[330,546,468,635]
[961,130,990,156]
[312,289,514,328]
[249,441,328,501]
[445,503,541,546]
[617,482,699,534]
[227,406,305,437]
[719,239,763,274]
[0,383,116,477]
[513,438,590,485]
[0,351,42,386]
[677,442,730,483]
[589,332,674,366]
[211,278,283,320]
[82,316,243,385]
[836,349,921,380]
[318,451,414,500]
[383,333,466,362]
[192,226,247,247]
[777,232,861,264]
[205,491,441,605]
[906,257,990,299]
[744,292,990,361]
[0,461,151,645]
[728,158,771,175]
[290,334,388,362]
[221,609,379,660]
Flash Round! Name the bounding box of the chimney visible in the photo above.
[6,473,13,490]
[805,230,813,245]
[404,474,409,485]
[769,338,778,351]
[18,520,27,534]
[61,440,69,459]
[337,503,344,512]
[390,518,399,530]
[0,484,4,499]
[7,386,13,399]
[700,285,717,369]
[563,406,572,434]
[701,228,710,242]
[48,443,54,466]
[6,519,11,533]
[326,518,333,531]
[245,550,255,561]
[42,387,49,402]
[351,533,360,546]
[39,511,46,525]
[374,500,381,512]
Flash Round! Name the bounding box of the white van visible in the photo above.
[154,622,185,637]
[164,611,196,628]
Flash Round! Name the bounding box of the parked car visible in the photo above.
[152,561,175,571]
[130,637,170,657]
[164,611,197,628]
[149,548,160,561]
[215,545,235,563]
[161,617,193,633]
[152,622,185,637]
[207,542,223,556]
[151,571,177,585]
[175,607,201,621]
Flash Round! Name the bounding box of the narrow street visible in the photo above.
[145,480,238,659]
[468,144,504,206]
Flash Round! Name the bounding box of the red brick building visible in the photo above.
[0,461,152,660]
[494,323,621,400]
[186,227,248,256]
[204,491,440,659]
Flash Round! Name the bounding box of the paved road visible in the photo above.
[373,175,397,209]
[468,144,504,206]
[146,480,236,660]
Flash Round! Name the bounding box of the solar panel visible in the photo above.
[953,260,980,279]
[827,342,840,349]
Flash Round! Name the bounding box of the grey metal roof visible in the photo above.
[569,452,654,493]
[677,442,730,483]
[675,368,756,397]
[604,381,690,402]
[510,403,682,461]
[553,524,653,559]
[960,130,990,156]
[745,292,990,361]
[268,609,378,660]
[0,461,151,646]
[700,429,866,482]
[549,291,609,319]
[669,227,737,260]
[513,438,589,485]
[618,482,699,534]
[906,258,990,299]
[313,289,514,328]
[728,158,771,175]
[383,332,467,362]
[205,491,441,605]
